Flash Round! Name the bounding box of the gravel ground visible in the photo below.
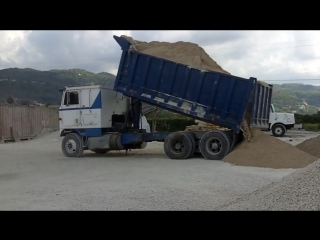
[213,130,320,211]
[0,129,317,210]
[215,158,320,210]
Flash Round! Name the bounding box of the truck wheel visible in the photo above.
[199,131,229,160]
[62,133,84,157]
[272,124,286,137]
[185,132,196,158]
[219,131,232,153]
[164,132,193,159]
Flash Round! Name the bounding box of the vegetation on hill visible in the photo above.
[0,68,115,105]
[271,84,320,114]
[1,68,320,115]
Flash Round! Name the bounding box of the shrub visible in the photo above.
[147,118,196,132]
[302,123,320,132]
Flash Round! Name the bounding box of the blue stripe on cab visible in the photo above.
[91,91,102,108]
[59,107,96,111]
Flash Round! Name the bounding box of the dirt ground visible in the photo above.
[0,129,318,210]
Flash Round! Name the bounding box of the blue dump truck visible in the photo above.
[59,35,272,160]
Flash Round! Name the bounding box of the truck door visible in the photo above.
[61,90,81,127]
[269,103,277,123]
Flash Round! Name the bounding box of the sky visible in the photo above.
[1,30,320,85]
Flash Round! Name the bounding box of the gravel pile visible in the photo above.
[296,134,320,158]
[215,158,320,210]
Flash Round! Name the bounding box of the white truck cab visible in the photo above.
[59,85,151,157]
[269,103,295,137]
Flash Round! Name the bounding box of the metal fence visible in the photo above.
[0,105,59,141]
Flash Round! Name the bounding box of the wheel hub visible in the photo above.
[171,138,184,154]
[211,142,219,150]
[207,138,222,154]
[65,139,77,154]
[175,142,182,150]
[276,128,283,134]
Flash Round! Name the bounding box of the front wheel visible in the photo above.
[62,133,84,157]
[272,124,286,137]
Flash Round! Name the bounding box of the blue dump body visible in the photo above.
[113,35,272,133]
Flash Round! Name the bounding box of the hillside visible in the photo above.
[272,84,320,114]
[0,68,116,105]
[1,68,320,114]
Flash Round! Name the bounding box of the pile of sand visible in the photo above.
[121,35,230,74]
[223,129,318,169]
[295,135,320,158]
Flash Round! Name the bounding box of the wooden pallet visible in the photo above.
[20,137,34,141]
[1,136,34,143]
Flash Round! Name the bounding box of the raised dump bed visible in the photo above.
[113,35,272,133]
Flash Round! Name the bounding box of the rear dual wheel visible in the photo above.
[164,132,196,159]
[164,131,232,160]
[199,131,231,160]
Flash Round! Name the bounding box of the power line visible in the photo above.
[210,37,320,51]
[0,56,120,66]
[211,43,319,58]
[263,79,320,81]
[257,71,320,77]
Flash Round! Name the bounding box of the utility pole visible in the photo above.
[7,76,11,96]
[6,76,15,104]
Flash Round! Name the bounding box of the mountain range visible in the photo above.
[1,68,320,115]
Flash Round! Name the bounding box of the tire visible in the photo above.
[199,131,229,160]
[164,132,193,159]
[92,149,109,154]
[185,132,196,159]
[272,124,286,137]
[61,133,84,157]
[219,131,232,153]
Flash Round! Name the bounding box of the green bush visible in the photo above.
[302,123,320,132]
[295,112,320,124]
[147,118,196,132]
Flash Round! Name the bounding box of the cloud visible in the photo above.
[1,30,320,85]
